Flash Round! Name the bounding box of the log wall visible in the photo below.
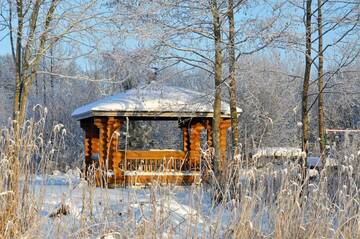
[81,116,231,187]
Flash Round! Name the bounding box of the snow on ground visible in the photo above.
[252,147,305,159]
[28,163,327,237]
[30,164,317,238]
[30,170,223,238]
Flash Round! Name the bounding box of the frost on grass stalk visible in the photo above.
[2,108,360,238]
[85,144,354,238]
[0,106,66,238]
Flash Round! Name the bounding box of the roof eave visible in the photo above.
[72,110,240,121]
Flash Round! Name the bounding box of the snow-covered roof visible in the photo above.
[72,83,242,120]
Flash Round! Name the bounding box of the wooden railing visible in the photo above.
[113,150,193,172]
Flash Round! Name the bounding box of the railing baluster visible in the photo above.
[120,151,186,174]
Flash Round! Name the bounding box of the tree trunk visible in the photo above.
[12,0,24,130]
[13,75,24,126]
[12,0,58,129]
[210,0,223,175]
[227,0,240,158]
[317,0,326,163]
[302,0,312,157]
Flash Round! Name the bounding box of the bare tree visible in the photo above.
[302,0,312,156]
[110,0,287,159]
[210,0,223,174]
[10,0,60,129]
[296,0,360,157]
[2,0,99,129]
[227,0,240,157]
[317,0,326,161]
[0,0,100,233]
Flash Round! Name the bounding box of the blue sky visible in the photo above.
[0,30,12,55]
[0,0,357,73]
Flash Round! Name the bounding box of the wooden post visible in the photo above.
[112,119,123,183]
[84,129,91,165]
[80,119,92,176]
[91,131,99,157]
[106,117,115,169]
[80,118,100,178]
[183,127,189,153]
[106,117,116,185]
[93,117,124,186]
[189,122,203,171]
[182,126,189,170]
[206,119,213,148]
[220,119,231,172]
[94,118,108,186]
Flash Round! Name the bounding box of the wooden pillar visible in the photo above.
[182,126,190,171]
[81,120,92,174]
[183,127,189,153]
[84,128,91,165]
[106,117,116,185]
[94,118,108,186]
[91,130,99,157]
[106,117,115,170]
[220,119,231,171]
[189,122,203,171]
[94,118,107,169]
[80,118,99,178]
[112,119,123,183]
[206,119,213,148]
[94,117,124,186]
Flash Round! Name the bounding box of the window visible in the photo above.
[117,120,182,151]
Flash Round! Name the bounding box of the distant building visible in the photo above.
[326,129,360,150]
[250,147,306,168]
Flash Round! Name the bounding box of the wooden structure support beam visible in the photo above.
[79,116,232,187]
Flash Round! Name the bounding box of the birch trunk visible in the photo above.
[12,0,58,129]
[210,0,223,175]
[317,0,326,162]
[227,0,240,158]
[302,0,312,157]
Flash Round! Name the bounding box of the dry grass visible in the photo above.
[1,112,360,238]
[0,107,66,238]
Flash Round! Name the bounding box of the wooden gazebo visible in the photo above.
[72,83,241,187]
